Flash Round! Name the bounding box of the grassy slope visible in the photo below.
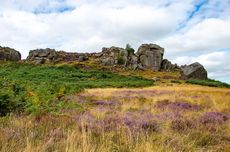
[0,62,153,115]
[0,62,230,152]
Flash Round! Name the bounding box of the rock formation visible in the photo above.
[0,46,21,61]
[99,46,139,70]
[24,43,208,80]
[160,59,179,72]
[136,44,164,71]
[27,48,89,64]
[100,47,126,66]
[180,62,208,80]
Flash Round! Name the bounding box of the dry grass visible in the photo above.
[1,84,230,152]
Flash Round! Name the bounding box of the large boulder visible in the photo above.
[160,59,179,72]
[27,48,57,63]
[101,47,127,66]
[0,46,21,61]
[180,62,208,80]
[136,44,164,71]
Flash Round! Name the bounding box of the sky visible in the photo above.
[0,0,230,83]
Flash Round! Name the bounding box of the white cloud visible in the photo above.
[0,1,194,58]
[160,18,230,57]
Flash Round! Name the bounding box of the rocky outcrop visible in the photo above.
[27,48,88,64]
[24,44,208,80]
[0,46,21,61]
[100,46,139,69]
[136,44,164,71]
[160,59,179,72]
[180,62,208,80]
[100,47,126,66]
[99,44,165,71]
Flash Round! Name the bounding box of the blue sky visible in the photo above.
[0,0,230,83]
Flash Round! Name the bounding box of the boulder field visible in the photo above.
[0,44,207,80]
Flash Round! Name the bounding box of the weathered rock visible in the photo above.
[27,48,89,64]
[0,46,21,61]
[78,55,88,62]
[136,44,164,71]
[23,44,208,81]
[160,59,179,72]
[101,47,126,66]
[180,62,208,80]
[27,48,57,63]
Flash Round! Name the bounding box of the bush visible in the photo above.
[0,84,26,116]
[117,54,125,65]
[125,44,135,55]
[171,80,182,84]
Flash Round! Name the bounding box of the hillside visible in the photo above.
[0,43,230,152]
[0,61,229,152]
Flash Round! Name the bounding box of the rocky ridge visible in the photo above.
[0,44,208,80]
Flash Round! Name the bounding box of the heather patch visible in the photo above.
[198,112,230,125]
[123,111,158,132]
[171,119,196,131]
[154,111,182,121]
[75,110,158,134]
[155,99,201,111]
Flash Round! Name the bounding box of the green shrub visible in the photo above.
[186,79,230,88]
[125,44,135,55]
[117,54,125,65]
[171,80,182,84]
[0,84,26,116]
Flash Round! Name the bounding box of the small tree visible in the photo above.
[125,44,135,55]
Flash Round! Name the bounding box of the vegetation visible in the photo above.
[117,53,125,65]
[125,43,135,55]
[1,62,230,152]
[0,85,230,151]
[0,62,153,116]
[186,79,230,88]
[171,80,182,84]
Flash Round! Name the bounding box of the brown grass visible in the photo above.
[0,84,230,152]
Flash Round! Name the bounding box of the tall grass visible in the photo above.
[0,85,230,152]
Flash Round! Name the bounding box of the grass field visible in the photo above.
[0,62,230,152]
[0,85,230,151]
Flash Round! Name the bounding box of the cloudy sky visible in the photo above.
[0,0,230,83]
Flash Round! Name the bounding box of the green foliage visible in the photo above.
[171,80,182,84]
[0,83,26,116]
[186,79,230,88]
[125,44,135,55]
[117,54,125,65]
[0,62,153,116]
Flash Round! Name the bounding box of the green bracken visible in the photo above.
[0,62,153,116]
[186,79,230,88]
